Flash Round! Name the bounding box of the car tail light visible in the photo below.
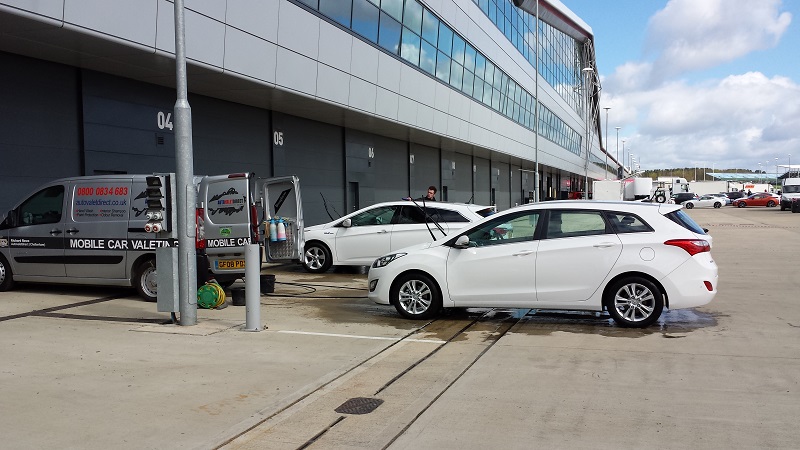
[195,208,206,249]
[664,239,710,256]
[250,205,260,243]
[704,281,713,291]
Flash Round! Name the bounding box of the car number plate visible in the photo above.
[216,259,245,270]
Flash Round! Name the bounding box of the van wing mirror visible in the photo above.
[341,218,352,228]
[453,235,470,248]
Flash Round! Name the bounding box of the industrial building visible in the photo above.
[0,0,614,225]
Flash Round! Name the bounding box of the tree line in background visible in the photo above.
[639,168,765,179]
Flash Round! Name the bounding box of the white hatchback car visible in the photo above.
[368,201,718,328]
[302,201,494,273]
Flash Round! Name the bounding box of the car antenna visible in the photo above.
[465,193,474,204]
[320,192,341,221]
[409,197,445,240]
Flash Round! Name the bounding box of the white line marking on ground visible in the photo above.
[276,330,445,344]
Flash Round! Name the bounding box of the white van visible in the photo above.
[0,173,300,301]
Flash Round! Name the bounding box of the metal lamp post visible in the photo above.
[603,107,610,179]
[775,157,779,187]
[582,67,593,200]
[758,163,762,184]
[615,127,621,179]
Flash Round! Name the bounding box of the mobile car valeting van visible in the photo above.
[0,173,286,301]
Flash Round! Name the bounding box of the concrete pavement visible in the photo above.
[0,206,798,449]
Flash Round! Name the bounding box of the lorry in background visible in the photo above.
[780,177,800,212]
[592,177,685,203]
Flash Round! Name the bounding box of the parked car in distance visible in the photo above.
[684,195,725,209]
[725,191,746,200]
[733,193,779,208]
[669,192,699,204]
[302,201,494,273]
[709,193,732,205]
[368,200,717,328]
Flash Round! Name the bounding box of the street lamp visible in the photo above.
[615,127,621,179]
[758,162,762,184]
[775,157,779,187]
[603,107,610,179]
[622,139,626,176]
[582,67,593,200]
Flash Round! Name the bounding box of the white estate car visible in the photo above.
[368,200,717,328]
[302,201,494,273]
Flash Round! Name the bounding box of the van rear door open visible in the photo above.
[258,176,304,262]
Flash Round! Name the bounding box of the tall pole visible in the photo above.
[615,127,620,179]
[603,107,610,179]
[775,157,778,187]
[582,67,593,200]
[533,0,540,202]
[622,140,626,176]
[173,0,197,326]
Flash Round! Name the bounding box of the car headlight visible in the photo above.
[372,252,407,268]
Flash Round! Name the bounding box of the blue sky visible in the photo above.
[564,0,799,173]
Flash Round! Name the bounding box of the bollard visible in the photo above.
[243,243,261,331]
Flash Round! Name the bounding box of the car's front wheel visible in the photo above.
[303,242,332,273]
[134,259,158,302]
[737,202,746,208]
[391,272,442,320]
[0,253,15,292]
[713,202,721,208]
[605,276,664,328]
[767,200,776,207]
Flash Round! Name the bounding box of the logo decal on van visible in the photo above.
[131,190,148,217]
[220,227,232,237]
[208,188,246,216]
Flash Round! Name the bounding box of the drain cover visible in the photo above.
[335,397,384,415]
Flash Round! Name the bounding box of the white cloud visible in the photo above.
[599,1,797,171]
[645,0,791,79]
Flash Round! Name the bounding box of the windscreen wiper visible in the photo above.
[409,197,445,240]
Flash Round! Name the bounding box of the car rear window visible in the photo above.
[665,210,707,235]
[605,211,653,234]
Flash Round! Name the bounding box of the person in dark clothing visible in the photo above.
[405,186,437,201]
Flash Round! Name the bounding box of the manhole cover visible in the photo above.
[335,397,384,415]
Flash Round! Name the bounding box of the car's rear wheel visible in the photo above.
[713,202,721,208]
[303,242,332,273]
[685,202,694,209]
[605,276,663,328]
[737,202,746,208]
[0,253,15,292]
[134,259,157,302]
[767,200,776,207]
[391,272,442,320]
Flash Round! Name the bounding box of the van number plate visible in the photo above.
[216,259,245,270]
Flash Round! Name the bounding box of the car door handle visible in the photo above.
[512,250,536,256]
[593,242,617,248]
[49,229,62,236]
[66,228,79,235]
[376,230,389,234]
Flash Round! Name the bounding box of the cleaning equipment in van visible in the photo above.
[276,218,287,241]
[197,281,226,309]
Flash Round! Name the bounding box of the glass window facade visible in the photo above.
[290,0,582,156]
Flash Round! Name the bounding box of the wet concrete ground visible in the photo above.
[0,206,799,449]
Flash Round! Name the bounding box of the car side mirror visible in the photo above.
[341,218,352,228]
[453,235,470,249]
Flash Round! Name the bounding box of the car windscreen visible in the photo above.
[665,210,707,235]
[782,184,800,194]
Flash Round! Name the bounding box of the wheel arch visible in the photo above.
[130,253,156,287]
[389,269,446,306]
[602,271,669,310]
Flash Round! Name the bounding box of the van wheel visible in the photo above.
[135,259,158,302]
[0,254,15,292]
[655,194,666,203]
